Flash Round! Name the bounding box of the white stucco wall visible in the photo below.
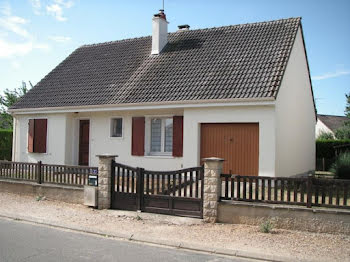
[75,109,184,170]
[275,26,316,177]
[13,114,68,164]
[13,110,185,170]
[183,106,276,177]
[315,119,334,138]
[13,105,277,175]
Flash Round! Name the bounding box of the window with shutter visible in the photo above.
[27,119,48,153]
[149,117,173,155]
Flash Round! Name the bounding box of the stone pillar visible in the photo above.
[96,154,118,210]
[202,157,224,223]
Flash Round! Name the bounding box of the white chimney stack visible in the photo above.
[152,10,168,55]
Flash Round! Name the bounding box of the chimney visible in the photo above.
[152,9,168,55]
[177,24,190,31]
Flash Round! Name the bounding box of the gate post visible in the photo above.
[136,168,144,211]
[202,157,224,223]
[96,154,118,210]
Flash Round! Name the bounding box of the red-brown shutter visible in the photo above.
[172,116,183,157]
[28,119,34,153]
[34,119,47,153]
[132,117,145,156]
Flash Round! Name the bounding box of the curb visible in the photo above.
[0,212,295,262]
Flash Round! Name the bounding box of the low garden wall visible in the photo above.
[218,201,350,234]
[0,179,84,204]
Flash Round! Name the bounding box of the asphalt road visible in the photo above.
[0,218,255,262]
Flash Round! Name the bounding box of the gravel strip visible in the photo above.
[0,192,349,262]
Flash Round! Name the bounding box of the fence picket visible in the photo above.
[248,177,252,200]
[268,179,271,201]
[243,177,247,200]
[190,171,193,197]
[344,185,348,206]
[231,176,234,200]
[195,171,199,198]
[225,176,229,199]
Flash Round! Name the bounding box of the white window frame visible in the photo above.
[145,116,173,156]
[110,117,124,139]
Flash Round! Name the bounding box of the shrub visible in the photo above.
[330,152,350,179]
[260,220,273,233]
[0,129,12,160]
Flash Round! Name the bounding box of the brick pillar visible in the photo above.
[96,154,118,210]
[202,157,224,223]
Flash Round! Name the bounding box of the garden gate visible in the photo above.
[111,161,204,218]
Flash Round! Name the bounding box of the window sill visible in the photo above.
[109,136,124,140]
[144,155,175,159]
[27,152,48,155]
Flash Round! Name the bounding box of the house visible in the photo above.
[316,114,348,138]
[9,10,316,177]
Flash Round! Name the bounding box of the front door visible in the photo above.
[79,120,90,166]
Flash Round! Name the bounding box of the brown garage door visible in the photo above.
[200,123,259,176]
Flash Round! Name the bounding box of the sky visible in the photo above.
[0,0,349,116]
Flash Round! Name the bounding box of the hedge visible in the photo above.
[0,129,12,160]
[316,139,350,159]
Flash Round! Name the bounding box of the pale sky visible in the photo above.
[0,0,349,115]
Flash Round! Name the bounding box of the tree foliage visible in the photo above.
[317,131,334,140]
[0,82,29,129]
[345,92,350,118]
[335,121,350,140]
[334,92,350,140]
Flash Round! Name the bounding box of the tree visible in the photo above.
[345,92,350,118]
[317,131,334,140]
[0,81,29,130]
[335,121,350,140]
[334,92,350,140]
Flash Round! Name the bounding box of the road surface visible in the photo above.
[0,217,256,262]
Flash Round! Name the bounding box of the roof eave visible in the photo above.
[9,97,275,115]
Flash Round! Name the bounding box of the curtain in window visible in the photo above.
[151,118,161,152]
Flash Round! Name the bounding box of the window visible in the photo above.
[28,119,47,153]
[150,118,173,154]
[110,118,123,137]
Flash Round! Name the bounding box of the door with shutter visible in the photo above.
[200,123,259,175]
[79,120,90,166]
[132,117,145,156]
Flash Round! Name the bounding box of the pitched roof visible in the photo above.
[317,114,349,132]
[12,17,301,110]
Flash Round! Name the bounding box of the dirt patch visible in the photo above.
[0,192,349,262]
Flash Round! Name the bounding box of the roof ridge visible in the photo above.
[318,114,348,118]
[172,17,301,34]
[79,17,301,49]
[80,35,151,48]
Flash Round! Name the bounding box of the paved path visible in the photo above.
[0,218,255,262]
